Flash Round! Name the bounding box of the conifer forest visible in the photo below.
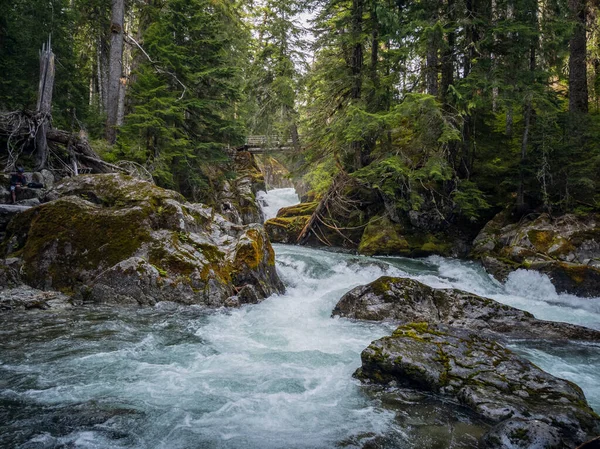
[1,0,598,216]
[1,1,600,448]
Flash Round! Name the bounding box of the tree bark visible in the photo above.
[425,2,440,96]
[97,35,109,112]
[440,0,455,107]
[35,39,55,170]
[350,0,367,171]
[106,0,125,144]
[568,0,588,113]
[516,3,538,214]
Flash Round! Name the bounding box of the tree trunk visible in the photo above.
[117,76,126,126]
[97,35,109,112]
[516,98,532,213]
[350,0,366,171]
[106,0,125,144]
[425,2,440,96]
[35,39,55,170]
[516,4,538,214]
[568,0,588,113]
[440,0,455,107]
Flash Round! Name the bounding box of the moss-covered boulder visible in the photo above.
[264,202,318,244]
[333,276,600,341]
[357,215,459,257]
[357,216,409,255]
[472,211,600,296]
[356,323,600,448]
[2,174,284,307]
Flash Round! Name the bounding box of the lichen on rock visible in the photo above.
[333,276,600,341]
[356,322,600,448]
[1,173,284,307]
[472,211,600,296]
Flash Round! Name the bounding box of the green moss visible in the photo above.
[265,216,310,243]
[508,427,529,443]
[556,263,596,284]
[358,216,409,256]
[420,239,452,254]
[527,229,555,253]
[11,198,152,289]
[277,202,319,218]
[370,276,396,297]
[151,264,168,277]
[57,174,184,209]
[267,216,310,232]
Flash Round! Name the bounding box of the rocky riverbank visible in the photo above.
[333,275,600,448]
[266,182,600,297]
[472,210,600,297]
[0,173,284,308]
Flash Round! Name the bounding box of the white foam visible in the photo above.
[257,188,300,220]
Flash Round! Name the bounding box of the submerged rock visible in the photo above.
[356,322,600,448]
[1,174,284,307]
[0,286,71,311]
[333,276,600,341]
[472,210,600,297]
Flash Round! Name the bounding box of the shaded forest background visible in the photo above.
[1,0,600,222]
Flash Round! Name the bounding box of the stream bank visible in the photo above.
[0,188,598,448]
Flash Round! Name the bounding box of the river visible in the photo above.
[0,188,599,448]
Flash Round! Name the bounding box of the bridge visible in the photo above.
[235,135,301,154]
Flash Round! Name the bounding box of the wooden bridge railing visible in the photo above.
[239,135,302,153]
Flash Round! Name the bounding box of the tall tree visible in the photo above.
[246,0,306,145]
[116,0,248,199]
[106,0,125,143]
[568,0,588,113]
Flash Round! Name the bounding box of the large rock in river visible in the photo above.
[333,276,600,341]
[472,210,600,297]
[1,174,284,307]
[356,322,600,448]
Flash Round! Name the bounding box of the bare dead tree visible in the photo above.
[35,37,55,170]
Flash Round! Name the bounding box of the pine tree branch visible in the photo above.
[123,34,188,100]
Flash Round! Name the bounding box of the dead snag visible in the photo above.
[35,38,55,170]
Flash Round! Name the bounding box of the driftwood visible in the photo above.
[46,128,126,174]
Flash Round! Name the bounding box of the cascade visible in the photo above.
[0,188,598,448]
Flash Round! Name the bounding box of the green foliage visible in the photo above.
[452,180,492,221]
[302,159,337,196]
[0,0,104,132]
[245,0,306,139]
[115,0,249,200]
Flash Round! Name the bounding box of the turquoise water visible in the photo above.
[0,189,598,449]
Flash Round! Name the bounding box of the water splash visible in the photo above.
[0,189,598,447]
[256,188,299,221]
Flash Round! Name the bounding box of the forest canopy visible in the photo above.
[1,0,599,218]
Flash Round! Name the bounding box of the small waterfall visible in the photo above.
[256,188,300,221]
[1,197,599,448]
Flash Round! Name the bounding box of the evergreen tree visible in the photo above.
[246,0,307,147]
[115,0,249,199]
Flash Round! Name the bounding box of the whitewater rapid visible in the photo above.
[0,188,598,449]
